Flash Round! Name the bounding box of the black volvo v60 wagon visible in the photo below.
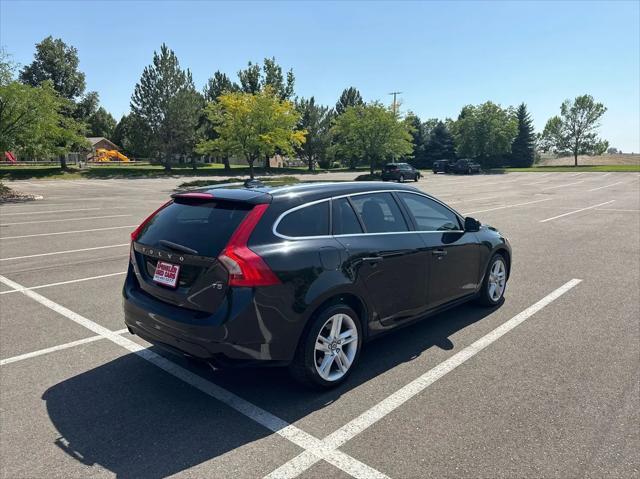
[123,182,511,388]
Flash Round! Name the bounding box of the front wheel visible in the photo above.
[399,174,405,183]
[289,304,362,388]
[477,254,508,306]
[414,173,420,182]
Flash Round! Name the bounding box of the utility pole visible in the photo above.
[389,91,402,116]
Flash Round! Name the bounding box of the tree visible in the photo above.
[19,36,86,101]
[451,102,517,167]
[203,71,238,102]
[335,87,364,115]
[73,90,99,121]
[424,121,456,165]
[331,102,414,174]
[295,97,333,171]
[403,112,427,167]
[540,94,607,166]
[197,88,306,178]
[510,103,536,167]
[130,43,197,169]
[112,114,150,158]
[237,58,295,99]
[87,107,117,138]
[160,88,205,167]
[0,80,86,161]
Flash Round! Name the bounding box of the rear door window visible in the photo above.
[398,193,461,231]
[277,201,330,237]
[136,200,251,257]
[349,193,409,233]
[332,198,363,235]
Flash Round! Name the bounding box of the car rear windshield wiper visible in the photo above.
[158,240,199,255]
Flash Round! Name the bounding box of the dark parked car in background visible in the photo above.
[381,163,420,182]
[450,158,482,174]
[432,159,455,174]
[123,182,511,388]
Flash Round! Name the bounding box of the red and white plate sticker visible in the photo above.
[153,261,180,288]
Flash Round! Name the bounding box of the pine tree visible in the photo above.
[335,87,364,115]
[130,44,196,169]
[510,103,535,167]
[425,121,456,166]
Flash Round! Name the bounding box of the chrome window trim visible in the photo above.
[272,189,466,241]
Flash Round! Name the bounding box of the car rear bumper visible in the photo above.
[122,269,299,366]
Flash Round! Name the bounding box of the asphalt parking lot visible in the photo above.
[1,171,639,479]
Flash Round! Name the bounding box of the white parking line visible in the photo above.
[265,279,583,479]
[542,181,584,190]
[539,200,615,223]
[2,214,132,226]
[0,225,138,240]
[1,225,137,240]
[0,271,127,295]
[587,181,625,192]
[463,197,552,215]
[0,274,389,479]
[0,243,129,261]
[0,329,129,366]
[0,206,128,217]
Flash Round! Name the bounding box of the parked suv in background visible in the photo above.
[450,158,482,174]
[432,159,455,174]
[381,163,420,182]
[123,182,511,388]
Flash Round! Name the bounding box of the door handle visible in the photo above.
[362,256,383,264]
[432,249,448,257]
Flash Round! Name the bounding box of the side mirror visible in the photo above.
[464,216,481,232]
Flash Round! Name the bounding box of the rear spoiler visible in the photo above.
[171,188,272,205]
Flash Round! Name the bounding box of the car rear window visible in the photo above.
[277,201,330,237]
[136,200,252,257]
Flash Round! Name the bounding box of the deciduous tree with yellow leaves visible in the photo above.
[197,87,306,178]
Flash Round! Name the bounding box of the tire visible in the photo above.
[289,304,362,389]
[477,253,508,307]
[467,168,472,175]
[399,174,405,183]
[414,173,419,182]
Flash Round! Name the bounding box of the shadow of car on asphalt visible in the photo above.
[42,301,499,478]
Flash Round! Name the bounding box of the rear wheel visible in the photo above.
[289,304,362,388]
[414,173,420,182]
[477,254,507,306]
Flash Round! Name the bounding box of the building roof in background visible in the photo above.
[86,137,119,150]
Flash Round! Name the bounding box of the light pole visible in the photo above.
[389,91,402,116]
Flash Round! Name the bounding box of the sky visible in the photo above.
[1,0,639,152]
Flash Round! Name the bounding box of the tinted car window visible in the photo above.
[398,193,461,231]
[136,200,251,257]
[277,201,330,237]
[332,198,363,235]
[350,193,409,233]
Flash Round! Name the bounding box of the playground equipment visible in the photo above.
[4,152,17,163]
[94,148,131,162]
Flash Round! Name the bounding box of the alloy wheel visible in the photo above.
[314,313,358,381]
[488,258,507,301]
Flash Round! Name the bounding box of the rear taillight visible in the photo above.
[218,203,280,287]
[130,200,172,242]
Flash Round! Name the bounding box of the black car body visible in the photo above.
[381,163,420,182]
[450,158,482,174]
[432,159,455,174]
[123,182,511,387]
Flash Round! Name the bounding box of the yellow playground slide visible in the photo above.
[95,148,131,162]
